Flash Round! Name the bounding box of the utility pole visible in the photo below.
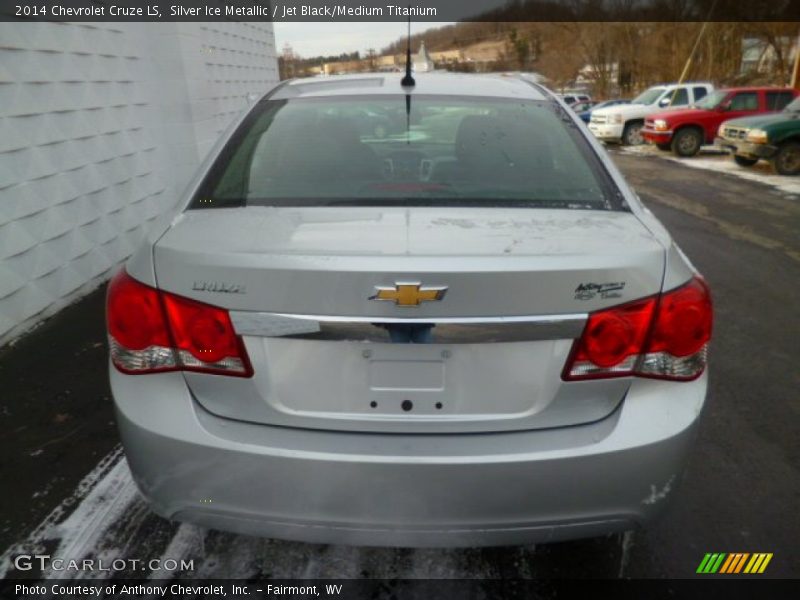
[792,29,800,89]
[670,0,719,104]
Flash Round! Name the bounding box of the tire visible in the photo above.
[733,155,758,167]
[671,128,703,157]
[771,142,800,176]
[656,143,671,152]
[622,121,644,146]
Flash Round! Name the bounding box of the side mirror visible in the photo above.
[658,97,671,107]
[718,101,731,112]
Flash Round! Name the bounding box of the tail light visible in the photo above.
[564,276,712,382]
[636,277,712,380]
[106,270,252,377]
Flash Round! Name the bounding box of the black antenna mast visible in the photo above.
[401,12,415,87]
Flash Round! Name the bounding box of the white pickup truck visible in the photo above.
[589,82,714,145]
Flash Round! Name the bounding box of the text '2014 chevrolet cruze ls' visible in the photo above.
[107,73,712,547]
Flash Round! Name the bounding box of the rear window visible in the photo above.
[766,91,795,111]
[190,95,622,211]
[693,86,709,102]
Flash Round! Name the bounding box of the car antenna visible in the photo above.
[401,13,415,88]
[400,12,414,144]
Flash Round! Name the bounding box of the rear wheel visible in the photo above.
[622,121,644,146]
[656,143,671,152]
[772,142,800,176]
[733,155,758,167]
[671,128,702,157]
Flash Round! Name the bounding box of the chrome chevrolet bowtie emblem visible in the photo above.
[370,282,448,307]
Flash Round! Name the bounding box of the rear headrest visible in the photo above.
[268,115,379,182]
[455,115,546,175]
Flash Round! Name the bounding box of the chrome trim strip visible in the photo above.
[230,312,587,344]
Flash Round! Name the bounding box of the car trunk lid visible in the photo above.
[153,206,665,433]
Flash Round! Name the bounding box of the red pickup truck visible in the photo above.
[642,87,799,157]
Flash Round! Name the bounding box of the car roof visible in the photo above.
[651,82,713,88]
[271,72,550,101]
[716,86,797,92]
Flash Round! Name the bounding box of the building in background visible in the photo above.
[740,36,799,79]
[412,42,435,73]
[0,22,278,345]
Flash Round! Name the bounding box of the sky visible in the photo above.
[273,22,455,58]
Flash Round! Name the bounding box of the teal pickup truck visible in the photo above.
[715,96,800,175]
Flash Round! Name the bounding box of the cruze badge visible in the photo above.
[370,282,448,307]
[192,281,246,294]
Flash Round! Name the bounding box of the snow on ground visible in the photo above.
[0,447,145,580]
[618,144,800,198]
[3,450,630,581]
[2,449,505,579]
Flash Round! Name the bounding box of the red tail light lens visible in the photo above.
[162,293,252,376]
[107,271,177,374]
[107,270,171,351]
[563,297,656,380]
[106,270,252,377]
[636,277,712,381]
[564,276,712,382]
[643,277,712,358]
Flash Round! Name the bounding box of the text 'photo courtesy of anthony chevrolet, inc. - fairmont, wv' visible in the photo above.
[0,1,799,599]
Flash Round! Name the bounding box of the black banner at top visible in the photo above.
[2,0,800,22]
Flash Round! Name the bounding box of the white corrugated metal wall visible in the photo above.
[0,22,278,345]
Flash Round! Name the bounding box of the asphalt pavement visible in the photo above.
[1,149,798,580]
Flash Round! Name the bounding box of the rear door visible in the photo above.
[725,91,761,121]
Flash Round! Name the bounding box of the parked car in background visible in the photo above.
[716,95,800,175]
[577,99,630,124]
[571,101,595,114]
[559,93,592,107]
[106,73,713,547]
[590,83,714,145]
[642,87,798,157]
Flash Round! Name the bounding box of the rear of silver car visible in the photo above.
[108,74,711,547]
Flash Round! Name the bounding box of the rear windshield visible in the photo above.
[190,95,623,211]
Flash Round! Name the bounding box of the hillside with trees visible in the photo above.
[380,21,798,95]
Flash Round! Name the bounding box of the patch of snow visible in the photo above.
[45,455,140,580]
[618,145,800,197]
[147,523,204,581]
[0,447,125,579]
[617,531,635,578]
[642,475,676,506]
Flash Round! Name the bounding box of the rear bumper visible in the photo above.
[642,129,673,144]
[112,366,707,547]
[714,137,778,159]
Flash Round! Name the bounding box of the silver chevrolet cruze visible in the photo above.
[107,73,712,547]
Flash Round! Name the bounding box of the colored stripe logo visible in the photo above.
[697,553,773,574]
